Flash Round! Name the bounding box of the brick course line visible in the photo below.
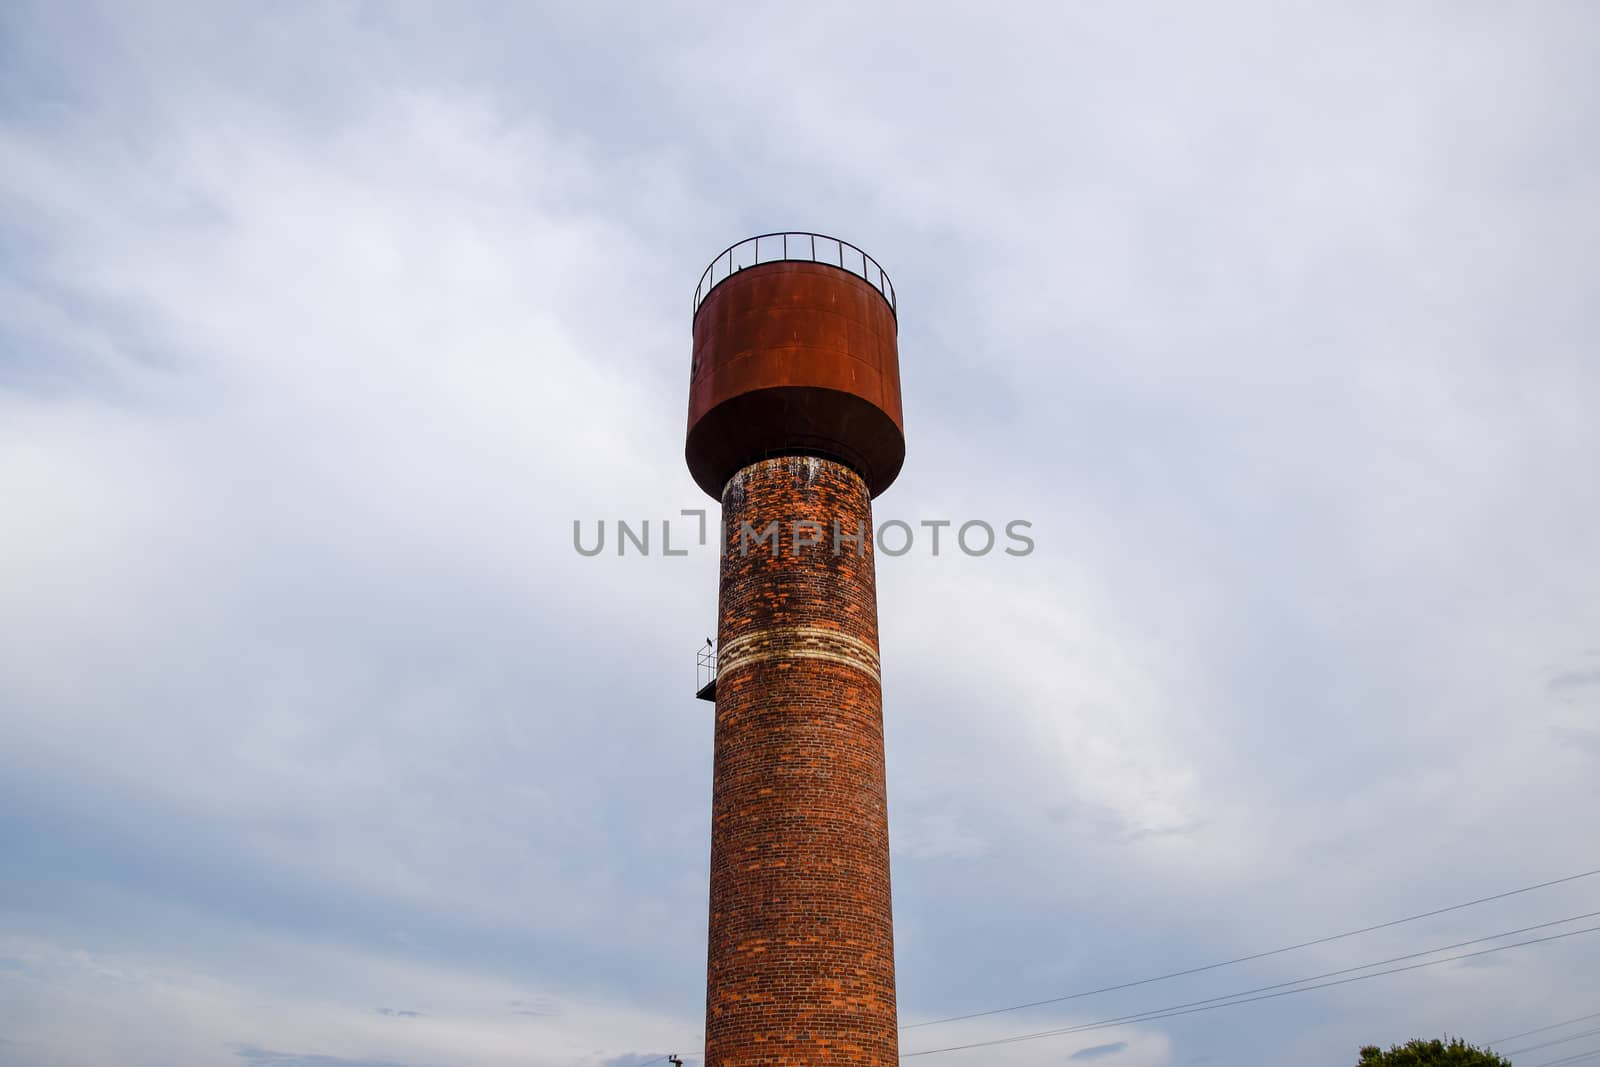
[717,625,882,681]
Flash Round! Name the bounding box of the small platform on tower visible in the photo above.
[696,641,716,702]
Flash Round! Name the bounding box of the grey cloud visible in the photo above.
[1044,800,1204,845]
[1070,1041,1128,1060]
[374,1008,422,1018]
[1120,820,1207,844]
[1551,726,1600,757]
[506,996,559,1015]
[234,1047,425,1067]
[1550,669,1600,692]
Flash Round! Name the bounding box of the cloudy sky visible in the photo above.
[2,3,1598,1065]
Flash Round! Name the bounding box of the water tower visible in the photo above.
[687,233,904,1065]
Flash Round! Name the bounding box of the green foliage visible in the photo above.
[1357,1037,1510,1066]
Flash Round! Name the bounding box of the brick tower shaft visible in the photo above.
[707,456,895,1064]
[686,234,905,1067]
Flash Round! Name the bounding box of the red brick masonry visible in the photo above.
[705,455,897,1065]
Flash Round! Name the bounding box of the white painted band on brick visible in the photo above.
[718,624,881,682]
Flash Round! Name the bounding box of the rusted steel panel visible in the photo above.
[686,261,905,499]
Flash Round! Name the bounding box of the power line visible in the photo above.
[1491,1011,1600,1045]
[627,884,1597,1063]
[1527,1050,1600,1067]
[902,865,1600,1031]
[1505,1029,1600,1058]
[905,924,1599,1058]
[663,1023,1600,1066]
[603,996,1600,1066]
[902,923,1600,1057]
[1046,911,1600,1026]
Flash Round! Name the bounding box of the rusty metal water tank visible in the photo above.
[686,233,905,500]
